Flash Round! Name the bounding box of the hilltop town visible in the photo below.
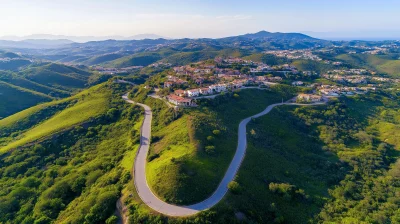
[133,55,396,108]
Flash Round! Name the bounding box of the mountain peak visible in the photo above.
[238,30,316,40]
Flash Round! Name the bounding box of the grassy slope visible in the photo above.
[337,54,400,77]
[144,88,292,205]
[84,53,125,65]
[21,63,92,90]
[0,81,53,119]
[5,77,70,98]
[0,82,143,223]
[164,49,249,66]
[0,84,110,154]
[105,53,162,68]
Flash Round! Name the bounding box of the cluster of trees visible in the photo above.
[268,182,309,201]
[293,94,400,223]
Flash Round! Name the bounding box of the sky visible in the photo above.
[1,0,400,40]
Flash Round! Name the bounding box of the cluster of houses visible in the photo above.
[149,62,172,68]
[322,74,368,84]
[164,76,189,88]
[265,50,322,61]
[166,81,247,106]
[214,57,253,65]
[297,94,323,103]
[316,85,372,96]
[327,69,372,75]
[92,66,143,75]
[371,77,400,83]
[323,71,400,85]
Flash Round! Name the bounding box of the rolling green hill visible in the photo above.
[337,54,400,77]
[0,81,53,119]
[19,63,92,91]
[0,81,143,223]
[105,52,162,68]
[83,53,125,65]
[4,77,70,98]
[0,83,111,154]
[0,59,32,71]
[0,51,21,58]
[0,63,100,118]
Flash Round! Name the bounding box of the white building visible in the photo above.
[292,81,304,86]
[209,84,227,93]
[185,89,200,97]
[199,88,212,95]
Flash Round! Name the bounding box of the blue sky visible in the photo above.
[1,0,400,39]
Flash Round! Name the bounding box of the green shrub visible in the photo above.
[205,146,216,155]
[228,181,242,194]
[212,130,221,136]
[105,215,118,224]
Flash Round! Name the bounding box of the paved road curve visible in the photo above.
[122,93,325,217]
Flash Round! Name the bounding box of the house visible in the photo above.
[297,94,323,102]
[269,76,283,82]
[209,84,227,93]
[200,87,212,95]
[292,81,304,86]
[185,89,200,97]
[167,94,194,107]
[231,81,243,89]
[174,89,186,97]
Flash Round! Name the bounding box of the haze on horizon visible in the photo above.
[2,0,400,40]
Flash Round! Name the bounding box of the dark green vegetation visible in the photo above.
[0,81,53,119]
[21,63,92,90]
[0,81,144,223]
[0,50,32,71]
[0,59,31,71]
[0,63,110,118]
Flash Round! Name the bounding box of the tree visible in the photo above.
[71,176,86,194]
[228,181,242,194]
[212,130,221,136]
[205,146,216,155]
[106,108,119,121]
[105,215,118,224]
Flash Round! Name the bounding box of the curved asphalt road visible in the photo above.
[122,93,325,217]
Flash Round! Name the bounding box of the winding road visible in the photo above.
[122,93,326,217]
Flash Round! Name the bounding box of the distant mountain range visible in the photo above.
[0,33,168,43]
[0,31,320,50]
[0,39,75,49]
